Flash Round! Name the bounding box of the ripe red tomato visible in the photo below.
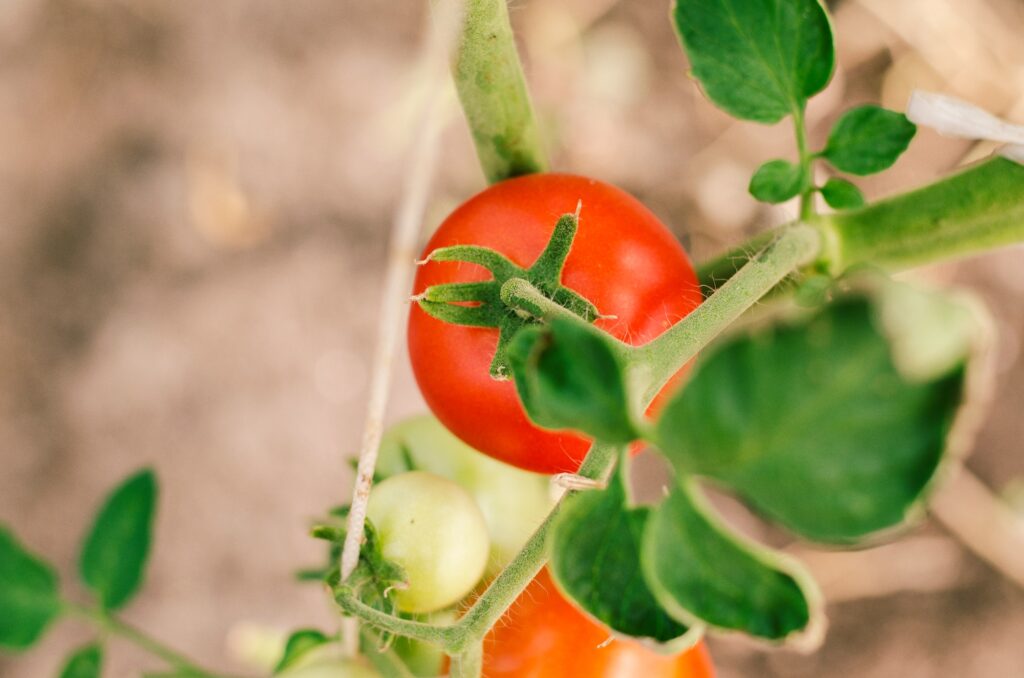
[408,174,702,474]
[480,568,715,678]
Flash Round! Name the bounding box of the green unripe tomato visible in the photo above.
[377,415,554,576]
[368,471,489,613]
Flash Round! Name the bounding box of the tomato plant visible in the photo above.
[3,1,1023,677]
[479,568,715,678]
[408,173,703,474]
[367,471,490,614]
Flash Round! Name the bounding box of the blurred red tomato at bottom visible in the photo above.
[479,568,715,678]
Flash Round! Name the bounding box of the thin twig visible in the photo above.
[338,0,464,647]
[930,466,1024,589]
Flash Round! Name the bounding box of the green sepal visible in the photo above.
[317,517,407,650]
[507,317,638,443]
[822,105,916,175]
[79,468,157,611]
[58,643,103,678]
[672,0,834,123]
[0,526,62,650]
[642,479,822,644]
[273,629,332,674]
[550,453,701,652]
[749,159,805,204]
[654,283,976,544]
[820,177,865,209]
[416,211,600,379]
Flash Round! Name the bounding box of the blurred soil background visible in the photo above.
[2,0,1023,675]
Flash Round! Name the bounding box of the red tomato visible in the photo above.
[480,568,715,678]
[408,174,702,474]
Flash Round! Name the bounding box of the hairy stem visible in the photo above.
[449,443,619,650]
[695,228,780,291]
[499,278,631,358]
[450,0,548,182]
[634,224,822,404]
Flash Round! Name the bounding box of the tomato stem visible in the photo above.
[448,0,549,183]
[500,278,627,348]
[632,224,822,405]
[699,156,1024,288]
[821,156,1024,272]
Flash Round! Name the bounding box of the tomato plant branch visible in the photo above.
[698,157,1024,289]
[447,441,619,651]
[450,0,548,183]
[822,157,1024,272]
[633,223,822,404]
[66,602,234,678]
[333,443,620,653]
[695,228,780,291]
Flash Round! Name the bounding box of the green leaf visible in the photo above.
[507,317,637,444]
[672,0,834,123]
[655,294,968,543]
[820,177,865,209]
[642,480,819,642]
[79,469,157,610]
[0,526,62,650]
[749,160,805,203]
[822,105,917,175]
[550,457,699,651]
[273,629,330,674]
[58,643,103,678]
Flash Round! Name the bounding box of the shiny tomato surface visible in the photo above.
[408,174,702,474]
[480,568,715,678]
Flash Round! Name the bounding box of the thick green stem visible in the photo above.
[822,156,1024,272]
[633,224,821,404]
[449,0,548,183]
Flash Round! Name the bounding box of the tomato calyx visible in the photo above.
[307,510,408,648]
[415,209,602,379]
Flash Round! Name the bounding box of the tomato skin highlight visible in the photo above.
[408,174,702,474]
[477,568,714,678]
